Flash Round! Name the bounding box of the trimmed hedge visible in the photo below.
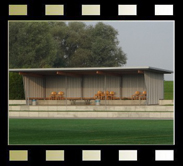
[9,72,25,99]
[164,81,173,100]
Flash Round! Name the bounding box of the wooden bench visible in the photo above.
[66,97,81,105]
[28,97,46,100]
[67,97,94,105]
[83,97,95,105]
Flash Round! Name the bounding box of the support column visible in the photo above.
[65,76,68,108]
[22,76,26,102]
[81,76,83,100]
[104,75,107,110]
[43,77,46,99]
[120,76,122,100]
[28,77,30,106]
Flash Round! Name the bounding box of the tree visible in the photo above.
[89,22,127,67]
[51,22,127,67]
[50,22,89,67]
[9,22,58,68]
[9,22,127,68]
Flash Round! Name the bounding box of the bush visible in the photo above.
[9,72,25,99]
[164,81,173,100]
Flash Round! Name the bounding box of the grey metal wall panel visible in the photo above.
[83,75,105,98]
[144,71,164,104]
[23,76,27,99]
[29,77,44,97]
[122,75,146,98]
[67,77,82,97]
[23,72,164,104]
[45,76,81,98]
[83,75,120,98]
[106,76,120,97]
[46,76,65,97]
[23,76,44,98]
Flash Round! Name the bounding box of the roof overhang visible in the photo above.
[9,66,173,77]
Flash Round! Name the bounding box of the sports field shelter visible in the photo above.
[9,66,172,106]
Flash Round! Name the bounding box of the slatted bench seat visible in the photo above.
[67,97,95,105]
[82,97,95,105]
[66,97,81,105]
[28,97,45,100]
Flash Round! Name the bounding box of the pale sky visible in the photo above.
[84,21,174,80]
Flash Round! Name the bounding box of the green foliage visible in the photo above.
[164,81,173,100]
[52,22,127,67]
[9,22,58,68]
[9,72,24,99]
[9,119,173,144]
[9,22,127,68]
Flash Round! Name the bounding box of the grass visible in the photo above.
[164,81,173,100]
[9,119,173,145]
[9,81,174,145]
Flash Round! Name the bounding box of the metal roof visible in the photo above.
[9,66,173,73]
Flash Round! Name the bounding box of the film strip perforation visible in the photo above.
[8,4,174,16]
[8,149,175,162]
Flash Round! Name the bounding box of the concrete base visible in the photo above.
[9,99,147,105]
[8,100,174,119]
[9,99,174,106]
[9,105,174,119]
[9,111,174,119]
[159,100,174,105]
[9,105,173,111]
[9,100,26,105]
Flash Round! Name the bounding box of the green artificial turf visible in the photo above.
[9,119,173,145]
[164,81,173,100]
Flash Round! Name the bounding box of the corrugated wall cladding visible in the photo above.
[23,76,27,99]
[106,76,120,97]
[144,71,164,104]
[46,76,81,97]
[83,75,104,98]
[23,73,164,104]
[122,75,146,98]
[83,75,120,97]
[46,76,65,97]
[23,76,44,99]
[67,77,81,97]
